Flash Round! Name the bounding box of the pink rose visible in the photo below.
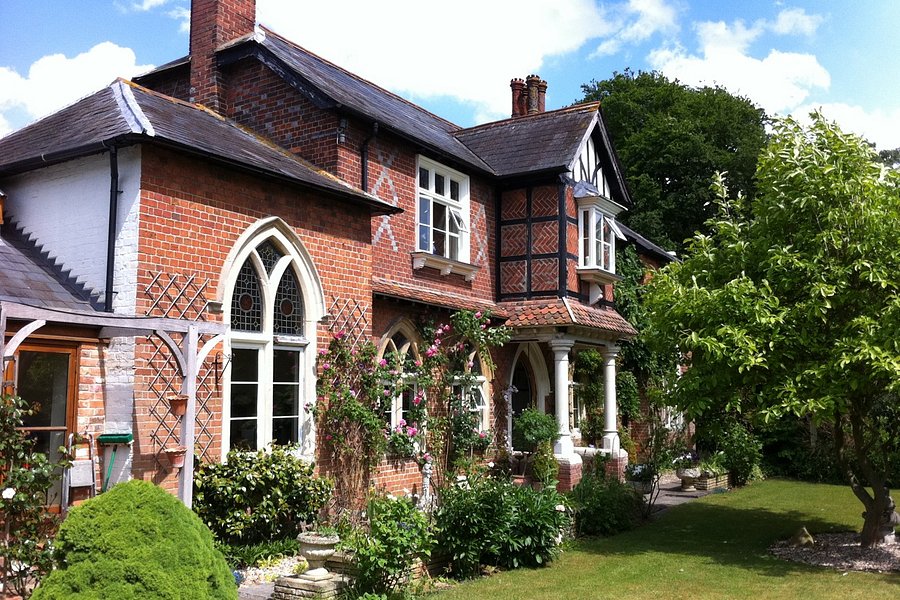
[379,358,388,367]
[475,311,482,318]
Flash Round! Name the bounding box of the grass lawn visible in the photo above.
[430,479,899,600]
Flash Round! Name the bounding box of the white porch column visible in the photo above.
[549,338,575,456]
[601,345,620,455]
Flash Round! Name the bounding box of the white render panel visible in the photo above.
[3,147,142,307]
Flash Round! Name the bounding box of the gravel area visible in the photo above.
[238,555,306,585]
[770,532,899,573]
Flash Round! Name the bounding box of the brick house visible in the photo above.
[0,0,672,505]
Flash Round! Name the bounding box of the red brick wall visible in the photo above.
[131,145,374,491]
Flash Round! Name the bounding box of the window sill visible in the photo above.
[411,252,479,282]
[577,267,622,286]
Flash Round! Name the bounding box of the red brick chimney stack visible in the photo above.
[510,78,526,117]
[189,0,256,111]
[512,75,547,117]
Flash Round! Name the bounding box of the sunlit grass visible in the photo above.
[429,479,899,600]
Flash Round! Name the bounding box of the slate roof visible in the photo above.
[501,298,636,338]
[454,103,599,177]
[619,222,678,265]
[0,80,397,215]
[224,28,494,174]
[0,223,99,311]
[372,277,508,319]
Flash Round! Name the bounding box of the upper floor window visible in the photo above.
[578,200,624,274]
[417,157,470,263]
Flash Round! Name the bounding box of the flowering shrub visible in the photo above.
[341,494,433,597]
[386,419,420,458]
[313,332,400,509]
[624,462,655,482]
[0,394,69,598]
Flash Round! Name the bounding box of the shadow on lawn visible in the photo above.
[575,500,873,579]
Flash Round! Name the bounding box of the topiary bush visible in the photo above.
[569,472,642,537]
[32,479,236,600]
[193,444,333,545]
[512,409,559,452]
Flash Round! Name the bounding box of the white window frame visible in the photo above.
[452,351,489,432]
[222,223,324,458]
[416,156,471,264]
[578,203,624,272]
[378,324,422,430]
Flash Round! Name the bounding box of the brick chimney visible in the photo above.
[510,78,527,117]
[190,0,256,111]
[511,75,547,117]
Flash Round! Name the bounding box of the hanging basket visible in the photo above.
[167,394,188,417]
[164,446,188,469]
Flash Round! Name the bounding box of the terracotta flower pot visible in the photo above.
[164,446,188,469]
[167,394,188,417]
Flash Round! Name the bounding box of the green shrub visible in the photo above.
[569,473,642,537]
[530,440,558,486]
[342,494,433,597]
[32,480,235,600]
[512,409,559,452]
[435,476,570,578]
[0,393,68,598]
[716,421,762,486]
[193,444,333,545]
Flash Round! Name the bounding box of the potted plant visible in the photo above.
[167,394,188,417]
[625,462,655,494]
[164,446,188,469]
[696,453,729,491]
[674,451,701,491]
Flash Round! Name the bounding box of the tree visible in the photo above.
[581,70,768,253]
[645,113,900,547]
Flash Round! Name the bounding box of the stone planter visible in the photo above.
[676,467,701,491]
[696,472,729,491]
[297,532,340,581]
[628,480,653,494]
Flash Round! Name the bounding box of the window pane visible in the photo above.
[434,173,445,196]
[449,235,459,261]
[230,259,262,332]
[273,385,299,417]
[274,269,304,336]
[433,231,446,256]
[231,348,258,381]
[273,349,300,383]
[18,351,69,429]
[450,179,459,201]
[257,241,284,275]
[230,384,258,418]
[418,225,430,252]
[272,417,299,445]
[433,203,447,233]
[230,420,257,451]
[419,167,429,190]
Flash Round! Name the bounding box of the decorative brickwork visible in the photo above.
[531,186,557,217]
[500,261,527,295]
[501,189,527,220]
[531,258,558,292]
[531,221,558,255]
[501,224,527,257]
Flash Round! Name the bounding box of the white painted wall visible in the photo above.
[3,146,142,308]
[3,147,143,484]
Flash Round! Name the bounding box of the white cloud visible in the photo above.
[649,9,830,114]
[131,0,172,11]
[0,43,154,132]
[257,0,611,123]
[592,0,680,57]
[168,6,191,34]
[794,102,900,151]
[771,7,823,36]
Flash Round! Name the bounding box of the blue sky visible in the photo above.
[2,0,899,149]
